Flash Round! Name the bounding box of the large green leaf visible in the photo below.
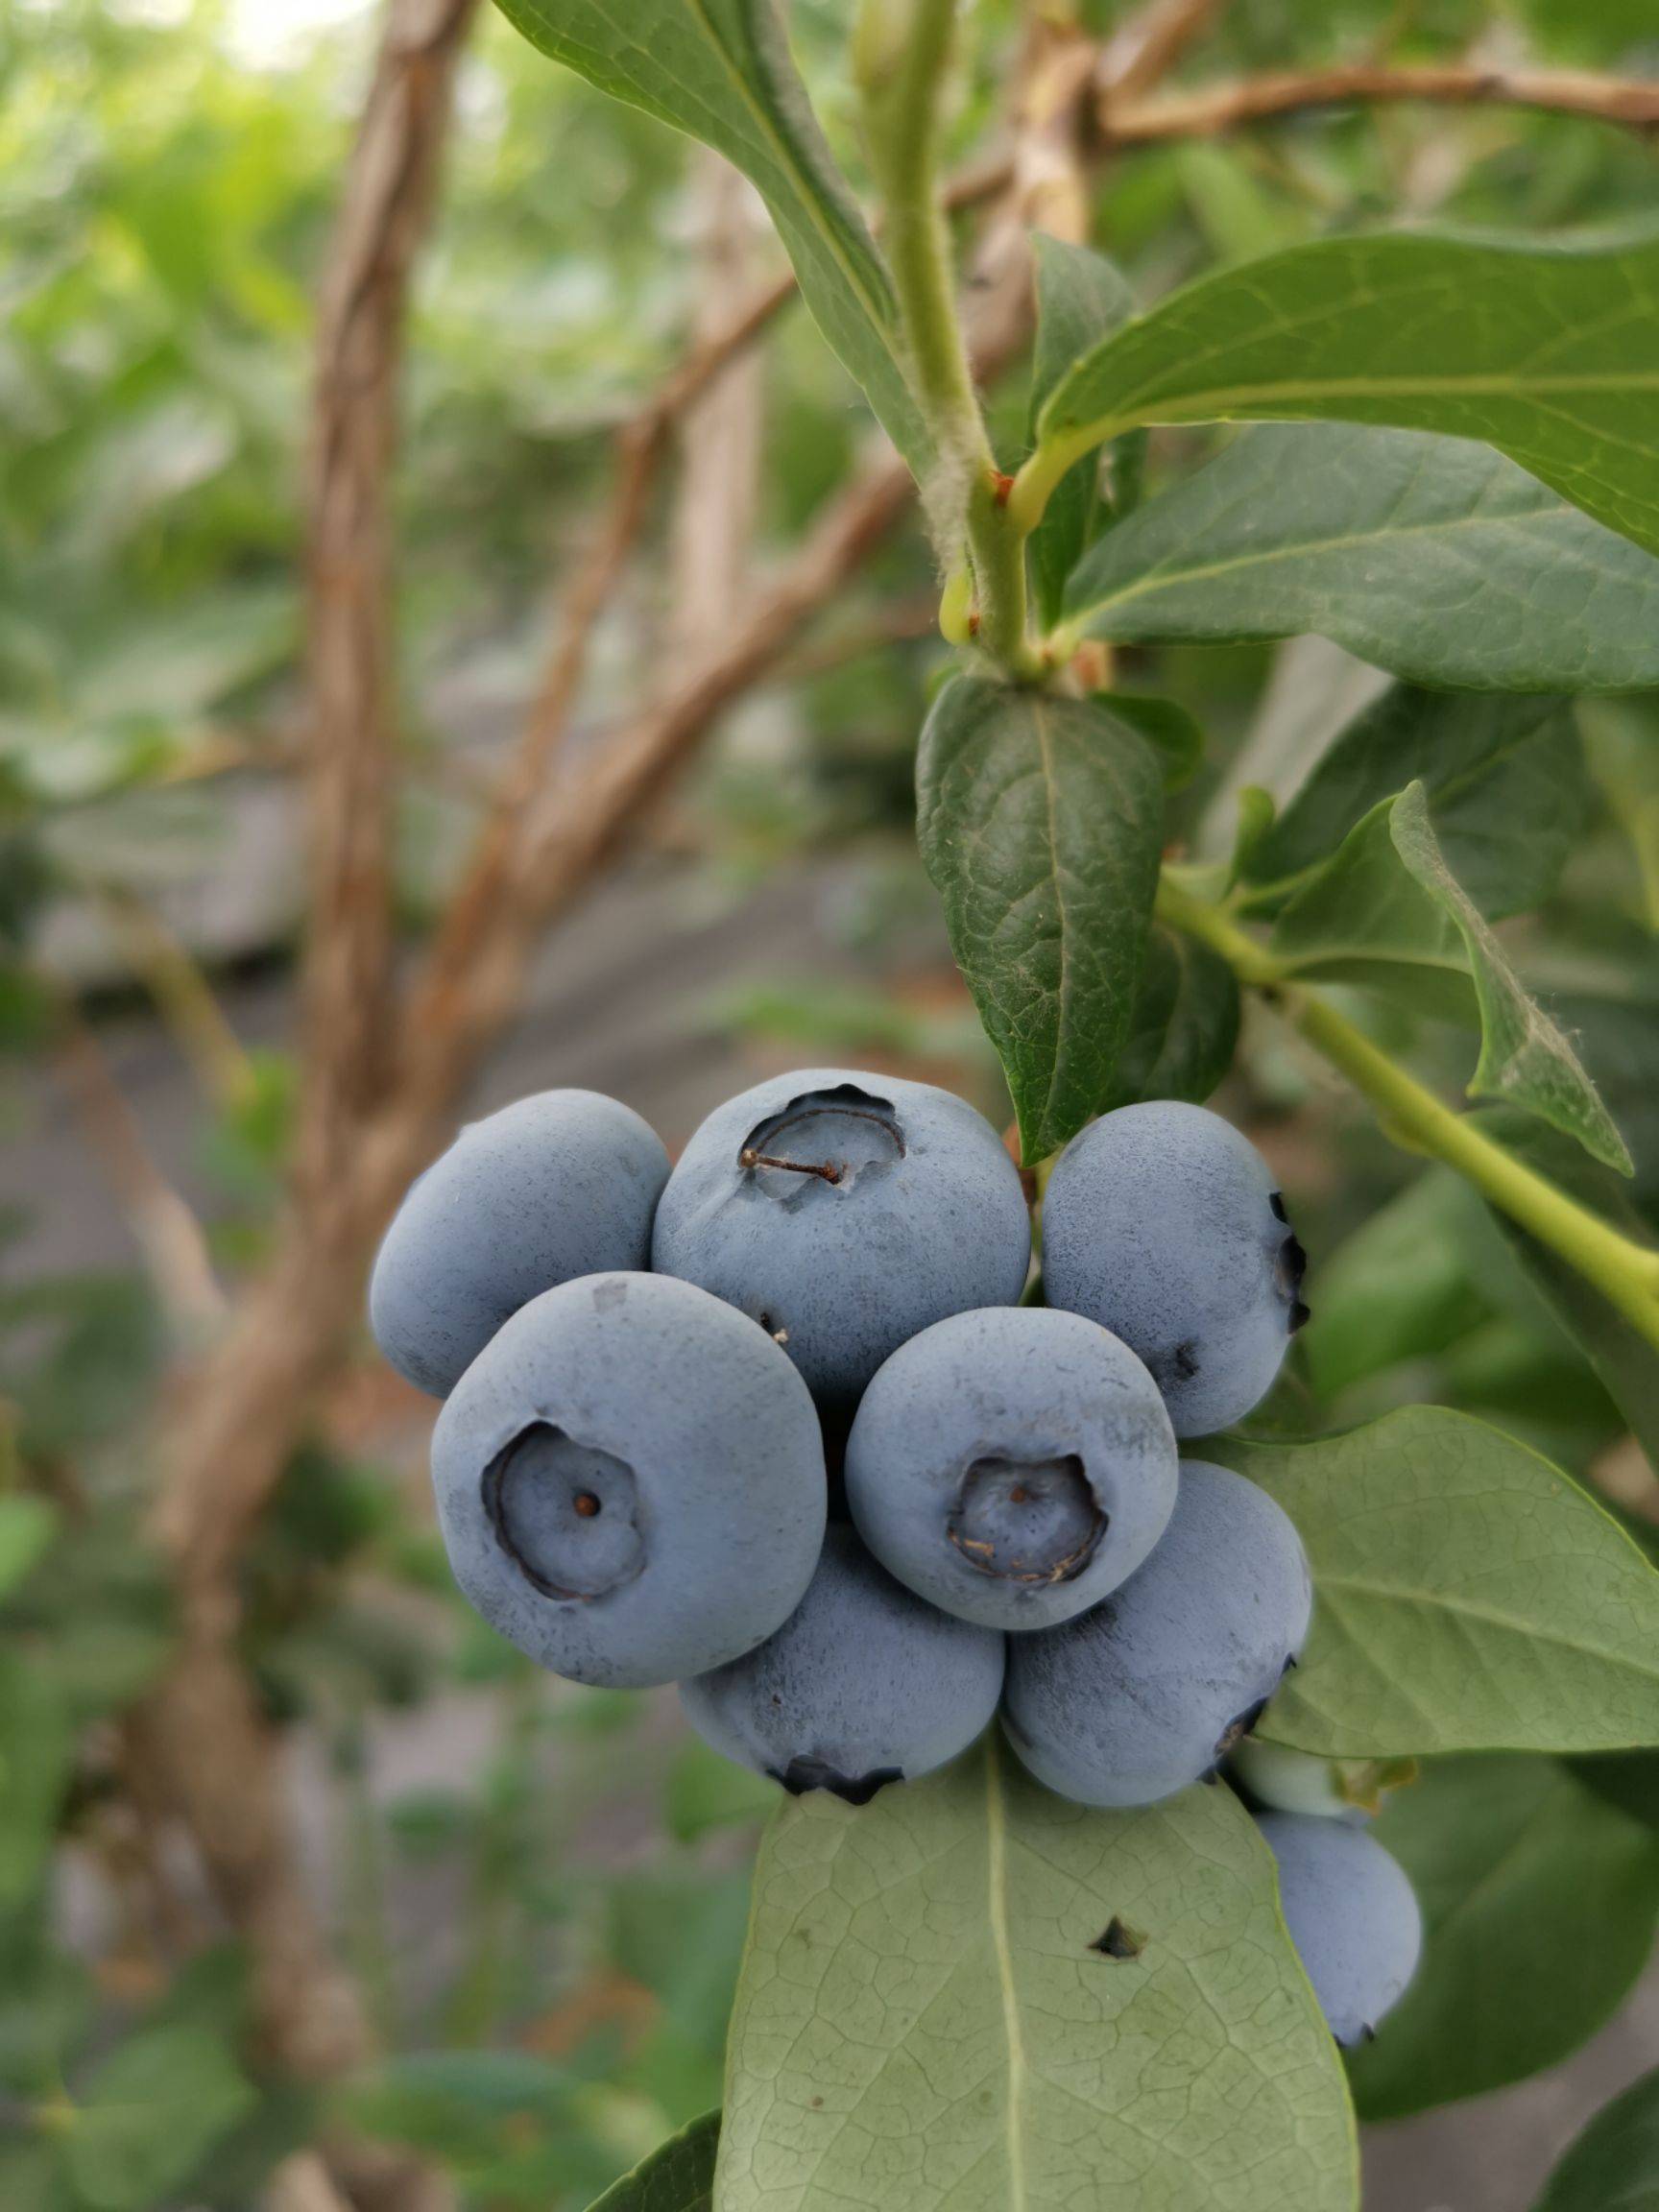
[1035,228,1659,556]
[1348,1757,1659,2120]
[916,675,1165,1164]
[494,0,927,470]
[1246,687,1589,921]
[63,2024,256,2212]
[716,1743,1358,2212]
[1061,426,1659,690]
[589,2112,720,2212]
[1536,2066,1659,2212]
[1271,786,1631,1170]
[1215,1407,1659,1757]
[1027,239,1134,627]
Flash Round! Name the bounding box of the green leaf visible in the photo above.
[1062,425,1659,690]
[1470,1109,1659,1473]
[494,0,927,471]
[1027,238,1134,627]
[63,2024,256,2211]
[1099,692,1205,792]
[1299,1168,1489,1399]
[1271,786,1631,1170]
[1391,784,1632,1171]
[1348,1756,1659,2120]
[1096,925,1239,1113]
[1036,228,1659,558]
[1246,687,1590,921]
[1214,1408,1659,1758]
[1536,2066,1659,2211]
[588,2111,719,2212]
[717,1742,1358,2212]
[916,675,1166,1164]
[0,1654,73,1908]
[1270,795,1476,1019]
[0,1495,55,1600]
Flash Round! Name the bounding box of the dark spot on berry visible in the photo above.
[1269,1191,1288,1223]
[1168,1340,1200,1382]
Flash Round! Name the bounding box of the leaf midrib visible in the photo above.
[1053,365,1659,450]
[984,1738,1030,2212]
[1071,501,1581,623]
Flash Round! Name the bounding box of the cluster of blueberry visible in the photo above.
[371,1070,1421,2047]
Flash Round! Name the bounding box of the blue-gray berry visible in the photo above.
[430,1272,825,1687]
[1256,1811,1423,2047]
[844,1307,1178,1630]
[651,1069,1030,1410]
[1002,1457,1312,1806]
[371,1090,669,1397]
[680,1525,1003,1804]
[1042,1101,1308,1436]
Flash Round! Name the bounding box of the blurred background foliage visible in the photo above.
[2,0,1658,2205]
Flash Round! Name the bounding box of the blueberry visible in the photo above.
[844,1308,1177,1630]
[679,1526,1003,1804]
[1042,1101,1308,1436]
[371,1090,669,1397]
[1256,1812,1423,2047]
[651,1069,1030,1410]
[1002,1458,1312,1807]
[1231,1740,1358,1821]
[429,1272,826,1688]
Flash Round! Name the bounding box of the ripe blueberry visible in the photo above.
[651,1069,1030,1411]
[844,1307,1177,1630]
[370,1089,669,1397]
[680,1525,1004,1804]
[1256,1811,1423,2047]
[1041,1101,1308,1436]
[1002,1458,1312,1806]
[429,1272,825,1688]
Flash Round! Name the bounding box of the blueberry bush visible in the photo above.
[449,1,1659,2205]
[7,3,1659,2210]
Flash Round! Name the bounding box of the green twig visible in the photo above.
[855,0,1032,671]
[1156,875,1659,1350]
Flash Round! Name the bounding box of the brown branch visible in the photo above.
[297,0,480,1212]
[1101,60,1659,144]
[51,1000,226,1339]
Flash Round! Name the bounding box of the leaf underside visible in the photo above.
[1063,424,1659,692]
[716,1741,1357,2212]
[1215,1407,1659,1758]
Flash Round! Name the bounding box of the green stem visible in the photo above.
[1156,876,1659,1350]
[855,0,1031,671]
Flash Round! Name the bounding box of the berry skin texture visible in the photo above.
[429,1272,826,1689]
[1041,1101,1309,1437]
[650,1069,1031,1411]
[680,1525,1004,1805]
[370,1090,670,1397]
[1256,1812,1423,2047]
[1002,1458,1312,1807]
[844,1307,1178,1631]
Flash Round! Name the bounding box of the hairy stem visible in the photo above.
[855,0,1031,669]
[1156,876,1659,1349]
